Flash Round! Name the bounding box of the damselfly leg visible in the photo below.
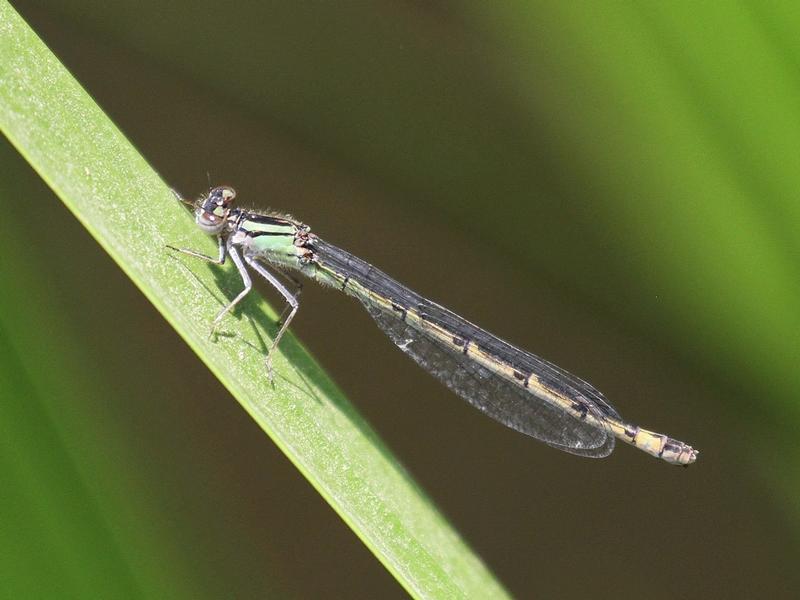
[166,235,226,265]
[168,237,301,380]
[244,254,300,380]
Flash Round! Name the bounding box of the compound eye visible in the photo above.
[195,186,236,234]
[209,185,236,206]
[195,209,224,234]
[220,186,236,204]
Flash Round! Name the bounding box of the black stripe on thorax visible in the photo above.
[247,230,294,237]
[243,212,295,226]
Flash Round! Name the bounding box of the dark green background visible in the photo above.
[2,2,798,598]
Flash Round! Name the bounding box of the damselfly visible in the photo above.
[169,186,698,466]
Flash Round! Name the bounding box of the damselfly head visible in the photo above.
[195,186,236,234]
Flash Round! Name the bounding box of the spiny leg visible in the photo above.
[167,235,227,264]
[245,254,300,380]
[209,244,252,338]
[262,264,303,327]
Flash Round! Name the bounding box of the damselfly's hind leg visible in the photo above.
[245,255,300,381]
[270,270,303,328]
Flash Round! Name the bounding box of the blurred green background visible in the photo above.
[2,1,798,598]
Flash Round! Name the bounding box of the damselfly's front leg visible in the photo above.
[167,235,227,264]
[168,236,250,337]
[245,255,300,380]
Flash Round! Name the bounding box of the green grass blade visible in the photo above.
[0,3,508,598]
[0,321,144,598]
